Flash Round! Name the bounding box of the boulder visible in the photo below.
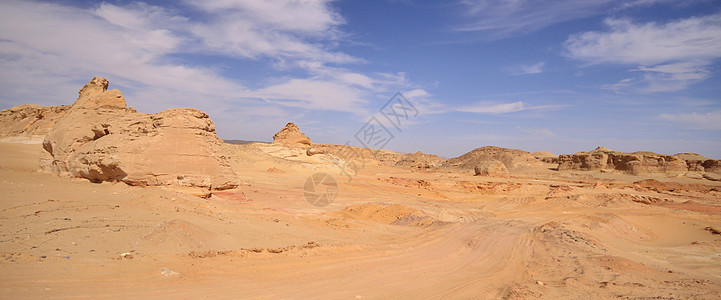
[39,77,239,193]
[444,146,541,171]
[272,122,311,147]
[474,160,509,177]
[557,147,688,175]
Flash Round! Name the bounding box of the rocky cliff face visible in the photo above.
[557,147,702,175]
[37,77,238,193]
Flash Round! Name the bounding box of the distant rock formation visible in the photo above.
[557,147,687,175]
[272,122,311,147]
[444,146,541,172]
[0,104,70,143]
[532,151,559,164]
[394,151,444,169]
[474,160,509,177]
[38,77,239,193]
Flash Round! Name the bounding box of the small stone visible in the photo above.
[160,267,180,277]
[536,281,544,286]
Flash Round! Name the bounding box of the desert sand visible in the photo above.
[1,79,720,299]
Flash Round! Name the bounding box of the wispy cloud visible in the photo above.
[456,0,691,40]
[660,111,721,130]
[565,13,721,93]
[456,0,615,39]
[508,62,546,75]
[457,101,527,114]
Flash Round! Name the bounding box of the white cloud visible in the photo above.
[509,62,545,75]
[565,13,721,93]
[660,111,721,130]
[184,0,357,64]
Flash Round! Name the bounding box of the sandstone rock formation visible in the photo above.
[557,147,687,175]
[0,104,70,143]
[272,122,311,147]
[38,77,238,192]
[444,146,541,171]
[474,160,509,177]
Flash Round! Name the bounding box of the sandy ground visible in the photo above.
[1,142,720,299]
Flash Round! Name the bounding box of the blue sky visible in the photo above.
[1,0,720,158]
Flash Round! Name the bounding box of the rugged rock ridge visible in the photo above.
[272,122,311,147]
[444,146,541,171]
[39,77,239,192]
[556,147,711,175]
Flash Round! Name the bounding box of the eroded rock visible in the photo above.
[272,122,311,147]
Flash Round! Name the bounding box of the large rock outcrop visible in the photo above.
[0,104,70,143]
[272,122,311,147]
[443,146,542,171]
[557,147,688,175]
[39,77,239,192]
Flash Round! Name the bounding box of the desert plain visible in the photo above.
[1,78,720,299]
